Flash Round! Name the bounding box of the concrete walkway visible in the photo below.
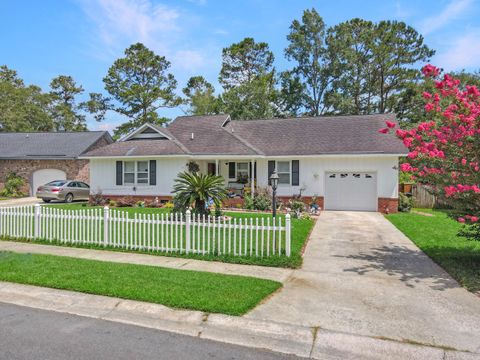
[0,241,291,282]
[246,211,480,354]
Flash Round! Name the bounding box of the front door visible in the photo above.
[207,163,216,175]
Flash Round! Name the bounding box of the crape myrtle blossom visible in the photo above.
[381,65,480,239]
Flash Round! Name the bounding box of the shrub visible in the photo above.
[108,199,118,207]
[244,187,272,211]
[163,201,174,209]
[89,191,107,206]
[116,196,136,207]
[289,199,306,218]
[398,193,412,212]
[0,172,26,198]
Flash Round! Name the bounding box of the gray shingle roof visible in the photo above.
[228,114,407,156]
[81,114,407,158]
[167,115,258,155]
[0,131,112,159]
[83,139,187,157]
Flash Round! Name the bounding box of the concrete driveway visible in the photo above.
[0,197,41,207]
[246,211,480,353]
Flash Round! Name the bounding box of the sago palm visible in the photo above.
[172,172,228,215]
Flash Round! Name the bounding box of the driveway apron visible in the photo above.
[246,211,480,353]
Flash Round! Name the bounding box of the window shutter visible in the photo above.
[116,161,123,185]
[149,160,156,185]
[292,160,300,186]
[268,160,275,185]
[228,162,236,179]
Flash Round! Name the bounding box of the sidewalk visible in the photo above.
[0,241,292,282]
[0,281,475,360]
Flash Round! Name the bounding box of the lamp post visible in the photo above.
[270,170,279,218]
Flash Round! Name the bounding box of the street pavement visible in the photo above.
[0,302,301,360]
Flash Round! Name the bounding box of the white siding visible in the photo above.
[89,155,399,200]
[89,157,188,196]
[256,156,399,198]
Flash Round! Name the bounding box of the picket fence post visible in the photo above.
[103,206,109,246]
[285,213,291,257]
[34,204,41,239]
[185,210,191,254]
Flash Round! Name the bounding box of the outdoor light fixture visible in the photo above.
[270,169,279,218]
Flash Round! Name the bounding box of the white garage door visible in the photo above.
[325,172,377,211]
[31,169,66,195]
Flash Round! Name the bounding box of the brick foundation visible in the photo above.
[378,197,399,214]
[97,195,173,203]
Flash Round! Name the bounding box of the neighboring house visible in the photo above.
[82,114,407,213]
[0,131,113,195]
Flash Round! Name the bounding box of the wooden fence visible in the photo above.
[0,205,291,257]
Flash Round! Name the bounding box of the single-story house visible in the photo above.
[81,114,407,213]
[0,131,112,195]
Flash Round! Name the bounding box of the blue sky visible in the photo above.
[2,0,480,131]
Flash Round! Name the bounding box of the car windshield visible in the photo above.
[45,180,67,187]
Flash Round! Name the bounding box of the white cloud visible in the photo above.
[435,30,480,71]
[419,0,472,35]
[394,1,411,19]
[77,0,209,71]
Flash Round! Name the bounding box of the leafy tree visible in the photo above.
[277,71,306,117]
[0,65,53,132]
[325,18,377,114]
[326,19,433,114]
[219,37,275,89]
[373,21,434,113]
[49,75,87,131]
[101,43,181,137]
[284,8,332,116]
[172,172,228,215]
[182,76,219,115]
[220,74,277,120]
[381,65,480,240]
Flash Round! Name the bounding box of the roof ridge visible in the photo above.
[221,125,264,156]
[231,113,395,123]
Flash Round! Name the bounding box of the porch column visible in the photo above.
[215,159,219,176]
[251,159,255,199]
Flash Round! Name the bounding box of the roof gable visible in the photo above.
[120,123,172,141]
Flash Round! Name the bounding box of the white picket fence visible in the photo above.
[0,205,291,257]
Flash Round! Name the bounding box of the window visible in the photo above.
[123,161,149,185]
[137,161,149,184]
[124,161,135,184]
[277,161,290,185]
[236,162,249,181]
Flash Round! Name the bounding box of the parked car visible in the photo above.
[36,180,90,203]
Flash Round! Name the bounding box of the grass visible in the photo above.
[386,209,480,293]
[4,203,314,268]
[0,251,281,316]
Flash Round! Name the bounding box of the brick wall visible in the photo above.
[378,197,399,214]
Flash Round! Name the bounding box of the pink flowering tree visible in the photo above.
[380,64,480,240]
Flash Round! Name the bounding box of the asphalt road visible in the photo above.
[0,302,302,360]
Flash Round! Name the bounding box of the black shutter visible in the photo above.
[292,160,300,186]
[268,160,275,185]
[228,162,236,179]
[149,160,156,185]
[116,161,123,185]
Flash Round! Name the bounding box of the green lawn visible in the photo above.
[386,209,480,293]
[0,251,281,316]
[3,203,314,268]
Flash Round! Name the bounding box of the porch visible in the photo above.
[194,158,260,200]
